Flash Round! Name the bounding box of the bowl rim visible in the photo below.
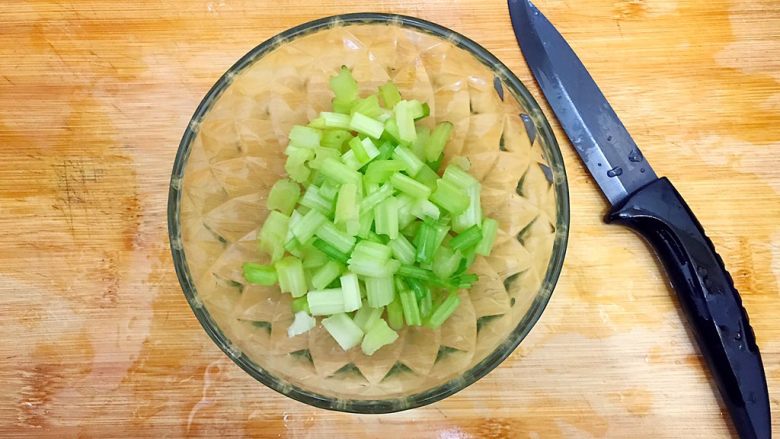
[167,12,570,414]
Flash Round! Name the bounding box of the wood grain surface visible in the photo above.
[0,0,778,437]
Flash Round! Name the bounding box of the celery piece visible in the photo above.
[348,136,370,163]
[349,112,384,139]
[291,296,310,314]
[410,198,440,221]
[322,313,363,350]
[350,95,384,119]
[288,125,321,149]
[452,183,481,233]
[284,148,312,183]
[319,157,361,186]
[361,318,399,356]
[340,272,362,312]
[432,222,450,250]
[405,100,425,119]
[414,164,439,190]
[330,66,358,104]
[360,137,380,162]
[453,273,479,289]
[365,160,406,185]
[348,258,400,278]
[398,283,422,326]
[428,154,444,173]
[309,147,342,171]
[401,219,420,241]
[388,234,416,265]
[375,140,395,161]
[258,211,290,262]
[300,185,334,216]
[285,238,303,258]
[353,305,384,332]
[312,238,350,264]
[413,221,437,264]
[432,246,462,279]
[397,264,442,284]
[321,112,351,129]
[417,102,430,120]
[379,82,402,108]
[392,145,425,176]
[311,260,345,290]
[351,240,392,262]
[301,243,328,269]
[341,150,362,170]
[275,256,307,297]
[411,126,430,159]
[291,208,328,245]
[357,211,374,240]
[267,179,300,216]
[307,288,344,315]
[394,100,417,143]
[318,180,340,202]
[475,218,498,256]
[426,292,461,328]
[390,172,431,199]
[242,262,278,285]
[430,179,469,215]
[287,311,316,338]
[386,296,404,331]
[374,196,399,239]
[365,275,395,308]
[335,182,360,236]
[315,221,356,254]
[383,117,403,144]
[425,121,453,161]
[321,129,353,150]
[360,183,393,212]
[450,225,483,252]
[308,117,326,129]
[443,164,479,189]
[333,98,353,114]
[396,194,416,229]
[406,278,433,318]
[285,210,302,242]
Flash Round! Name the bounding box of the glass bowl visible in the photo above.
[168,13,569,413]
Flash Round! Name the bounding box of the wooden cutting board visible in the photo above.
[0,0,777,437]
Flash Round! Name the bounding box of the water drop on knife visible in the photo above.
[607,167,623,177]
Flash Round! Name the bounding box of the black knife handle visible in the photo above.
[607,177,770,439]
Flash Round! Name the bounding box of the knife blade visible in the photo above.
[508,1,771,438]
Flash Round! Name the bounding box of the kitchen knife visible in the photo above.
[507,1,771,438]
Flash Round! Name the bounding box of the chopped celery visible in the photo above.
[340,272,362,312]
[275,256,307,297]
[291,296,310,314]
[308,116,326,129]
[375,141,395,161]
[284,237,303,258]
[309,147,342,170]
[258,211,290,262]
[374,196,399,239]
[365,275,395,308]
[291,208,327,244]
[289,125,321,149]
[411,126,430,159]
[341,149,362,170]
[330,66,358,105]
[321,129,353,150]
[348,258,400,278]
[312,238,350,264]
[357,211,373,239]
[315,221,356,254]
[476,218,498,256]
[398,281,422,326]
[321,313,363,350]
[430,179,469,215]
[413,221,437,264]
[307,288,345,315]
[267,179,300,216]
[318,180,340,202]
[365,160,406,184]
[335,182,360,236]
[394,100,417,143]
[351,240,392,262]
[406,278,433,318]
[350,112,385,139]
[386,296,405,330]
[383,117,403,144]
[361,318,399,356]
[360,183,392,212]
[284,148,312,183]
[390,173,431,200]
[379,82,402,108]
[321,112,351,129]
[411,198,440,221]
[388,234,416,265]
[452,183,481,233]
[300,185,334,216]
[432,222,450,249]
[426,292,461,328]
[443,164,479,189]
[353,305,384,332]
[405,100,425,119]
[417,102,430,120]
[425,121,453,161]
[242,262,278,285]
[301,243,328,269]
[398,264,441,284]
[449,225,483,251]
[396,194,416,229]
[287,311,316,337]
[414,164,439,190]
[350,95,384,119]
[432,246,462,279]
[311,260,345,290]
[392,145,425,176]
[319,157,361,186]
[349,136,370,163]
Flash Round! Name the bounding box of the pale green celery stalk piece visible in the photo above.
[284,147,313,183]
[350,95,384,119]
[443,163,479,189]
[390,172,431,199]
[432,246,462,279]
[410,198,440,221]
[242,262,278,285]
[267,179,300,216]
[314,221,356,254]
[449,224,482,251]
[321,129,353,150]
[432,222,450,249]
[291,296,310,314]
[398,284,422,326]
[379,82,402,108]
[475,218,498,256]
[386,296,404,331]
[289,125,322,149]
[429,179,469,215]
[426,292,461,328]
[347,258,400,278]
[341,150,363,170]
[275,255,307,297]
[284,238,303,258]
[383,117,403,144]
[309,147,342,170]
[425,121,453,162]
[405,100,425,119]
[394,100,417,143]
[350,240,392,262]
[308,117,326,129]
[259,211,290,262]
[340,272,362,312]
[413,222,437,264]
[352,305,383,332]
[335,182,360,236]
[361,318,399,356]
[360,137,380,162]
[321,111,351,129]
[411,126,430,159]
[301,243,329,269]
[365,160,406,184]
[307,288,345,315]
[392,145,425,176]
[360,183,392,212]
[349,112,384,139]
[388,234,416,265]
[452,183,481,233]
[414,164,439,190]
[300,184,334,216]
[330,66,358,103]
[364,276,395,308]
[287,311,316,338]
[319,157,361,186]
[374,196,399,239]
[349,136,370,163]
[322,313,363,350]
[318,180,339,202]
[311,260,345,290]
[291,208,327,244]
[357,211,374,239]
[396,194,416,229]
[285,210,301,243]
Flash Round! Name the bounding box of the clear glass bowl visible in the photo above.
[168,13,569,413]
